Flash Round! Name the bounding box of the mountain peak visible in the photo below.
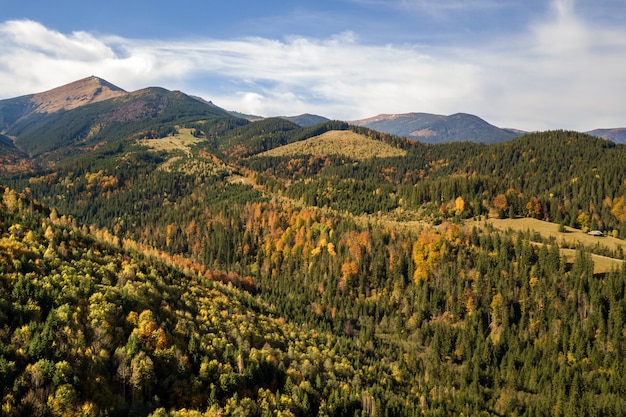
[30,76,127,113]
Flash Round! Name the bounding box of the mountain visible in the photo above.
[0,77,235,162]
[221,113,329,125]
[0,76,126,131]
[28,75,127,113]
[351,112,524,144]
[281,113,330,127]
[586,128,626,144]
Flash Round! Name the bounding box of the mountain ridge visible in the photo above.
[586,127,626,144]
[3,77,625,146]
[351,112,525,144]
[0,78,234,160]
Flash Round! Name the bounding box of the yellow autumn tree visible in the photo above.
[608,195,626,221]
[454,196,466,215]
[412,232,443,284]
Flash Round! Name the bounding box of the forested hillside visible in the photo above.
[1,79,626,416]
[3,130,626,416]
[0,134,32,173]
[245,130,626,236]
[1,185,426,416]
[2,172,626,415]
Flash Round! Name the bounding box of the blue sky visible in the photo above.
[1,0,625,130]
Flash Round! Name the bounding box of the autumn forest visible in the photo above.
[0,79,625,416]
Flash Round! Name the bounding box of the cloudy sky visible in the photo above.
[1,0,625,131]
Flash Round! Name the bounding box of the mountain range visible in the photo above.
[1,76,624,154]
[350,112,525,144]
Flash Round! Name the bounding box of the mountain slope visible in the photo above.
[1,121,626,415]
[29,75,127,113]
[0,185,392,416]
[0,134,33,173]
[587,128,626,144]
[3,83,234,161]
[352,112,524,144]
[0,76,126,131]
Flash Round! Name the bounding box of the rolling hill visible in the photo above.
[257,129,407,160]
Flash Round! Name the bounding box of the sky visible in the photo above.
[1,0,625,131]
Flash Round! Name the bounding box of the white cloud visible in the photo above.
[0,20,159,95]
[0,1,625,131]
[466,0,626,130]
[0,20,478,120]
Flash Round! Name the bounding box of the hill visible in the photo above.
[257,129,407,160]
[1,184,424,416]
[351,112,524,144]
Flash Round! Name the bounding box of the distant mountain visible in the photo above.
[0,76,126,131]
[0,77,233,161]
[225,113,330,125]
[281,113,330,127]
[351,112,524,144]
[29,75,127,113]
[586,128,626,144]
[227,111,264,122]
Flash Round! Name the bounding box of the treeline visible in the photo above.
[242,130,626,235]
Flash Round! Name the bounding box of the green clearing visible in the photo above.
[482,217,626,274]
[258,129,407,160]
[137,127,203,155]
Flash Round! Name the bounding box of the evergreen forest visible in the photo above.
[0,81,625,416]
